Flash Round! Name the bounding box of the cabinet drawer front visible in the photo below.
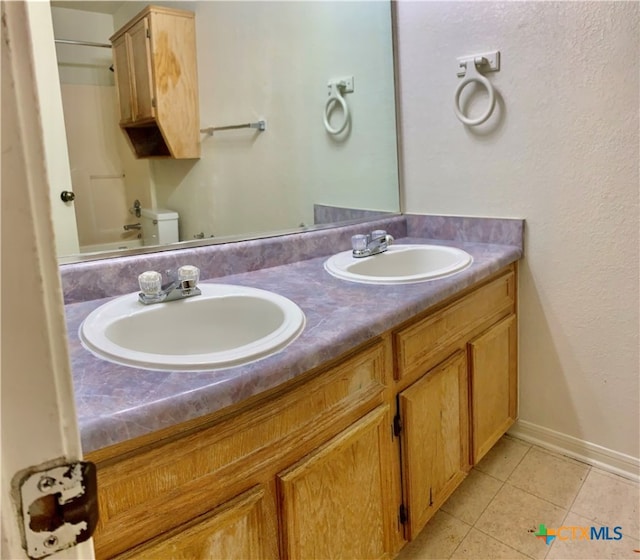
[394,270,515,380]
[94,342,387,558]
[115,485,278,560]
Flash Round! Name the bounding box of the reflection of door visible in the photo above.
[2,3,93,558]
[24,0,79,256]
[61,84,135,248]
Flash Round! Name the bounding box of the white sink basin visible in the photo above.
[80,284,305,371]
[324,244,473,284]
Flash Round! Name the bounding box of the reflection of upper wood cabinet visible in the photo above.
[110,5,200,159]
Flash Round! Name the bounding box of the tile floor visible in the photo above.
[396,435,640,560]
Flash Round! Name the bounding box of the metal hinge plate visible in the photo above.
[16,461,99,559]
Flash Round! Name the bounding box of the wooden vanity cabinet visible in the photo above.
[397,351,470,539]
[469,314,518,463]
[278,405,396,560]
[89,340,398,559]
[110,5,200,159]
[392,266,517,540]
[88,264,518,559]
[115,485,279,559]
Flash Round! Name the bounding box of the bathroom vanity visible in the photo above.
[61,215,522,559]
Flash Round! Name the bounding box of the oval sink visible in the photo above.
[80,284,305,371]
[324,244,473,284]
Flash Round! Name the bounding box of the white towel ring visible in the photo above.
[324,83,350,135]
[454,60,496,126]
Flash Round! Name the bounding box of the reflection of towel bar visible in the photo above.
[200,120,266,135]
[55,38,112,49]
[89,174,125,180]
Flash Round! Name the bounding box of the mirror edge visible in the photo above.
[57,213,403,265]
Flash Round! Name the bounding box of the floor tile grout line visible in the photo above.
[473,465,516,486]
[455,445,537,559]
[444,510,474,560]
[440,466,506,530]
[502,479,573,512]
[566,464,592,514]
[471,523,538,560]
[543,466,592,560]
[528,441,595,469]
[468,470,505,530]
[481,480,571,560]
[501,446,592,511]
[566,467,640,538]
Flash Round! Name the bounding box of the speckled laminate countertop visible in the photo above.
[65,235,522,454]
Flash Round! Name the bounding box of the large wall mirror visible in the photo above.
[47,0,400,263]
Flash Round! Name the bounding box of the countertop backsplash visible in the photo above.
[59,214,524,304]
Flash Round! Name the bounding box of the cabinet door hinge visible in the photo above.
[399,503,408,525]
[146,28,150,39]
[151,97,157,108]
[393,412,402,437]
[14,461,99,559]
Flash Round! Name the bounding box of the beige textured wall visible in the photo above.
[396,1,639,460]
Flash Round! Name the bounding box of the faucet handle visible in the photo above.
[372,229,394,246]
[351,234,369,252]
[138,271,162,296]
[178,265,200,290]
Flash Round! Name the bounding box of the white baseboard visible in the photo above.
[508,420,640,483]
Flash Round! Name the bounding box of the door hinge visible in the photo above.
[14,461,99,559]
[146,28,150,39]
[399,503,408,525]
[151,97,157,108]
[393,412,402,437]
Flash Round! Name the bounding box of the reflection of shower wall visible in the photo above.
[53,6,154,250]
[60,84,134,246]
[60,83,155,248]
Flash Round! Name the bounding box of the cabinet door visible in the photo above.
[111,33,133,124]
[111,18,155,124]
[399,351,470,539]
[127,16,155,121]
[469,314,518,463]
[278,405,394,560]
[115,485,278,560]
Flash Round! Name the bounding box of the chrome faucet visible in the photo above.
[123,223,142,231]
[137,265,201,305]
[351,230,394,258]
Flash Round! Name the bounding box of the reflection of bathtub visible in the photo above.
[80,239,143,253]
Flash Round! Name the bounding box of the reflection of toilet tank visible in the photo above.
[140,208,179,246]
